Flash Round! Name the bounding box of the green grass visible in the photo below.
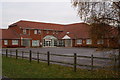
[2,56,120,79]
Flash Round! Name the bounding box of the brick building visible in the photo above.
[0,20,119,48]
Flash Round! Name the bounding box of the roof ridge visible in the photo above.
[17,20,88,25]
[18,20,65,26]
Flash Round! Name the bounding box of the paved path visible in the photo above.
[1,47,119,69]
[1,76,12,80]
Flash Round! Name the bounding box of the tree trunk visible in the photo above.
[118,27,120,71]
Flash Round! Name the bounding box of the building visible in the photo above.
[0,20,119,48]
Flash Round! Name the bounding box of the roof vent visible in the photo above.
[66,32,70,34]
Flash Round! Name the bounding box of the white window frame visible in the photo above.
[32,40,40,46]
[4,40,8,45]
[23,29,26,34]
[34,30,38,34]
[86,39,92,44]
[12,40,18,45]
[97,39,104,44]
[76,39,82,44]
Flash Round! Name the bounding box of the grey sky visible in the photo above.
[1,1,83,29]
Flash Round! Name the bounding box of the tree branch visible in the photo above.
[113,2,120,9]
[97,18,120,23]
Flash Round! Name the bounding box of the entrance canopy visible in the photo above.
[62,35,71,39]
[43,35,57,47]
[43,35,57,40]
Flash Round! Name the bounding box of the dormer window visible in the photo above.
[34,30,37,34]
[23,29,26,34]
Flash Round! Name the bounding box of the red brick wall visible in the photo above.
[4,25,118,48]
[29,30,41,40]
[9,26,22,34]
[75,38,118,48]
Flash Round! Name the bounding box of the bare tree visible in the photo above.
[72,0,120,70]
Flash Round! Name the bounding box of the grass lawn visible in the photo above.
[2,56,120,79]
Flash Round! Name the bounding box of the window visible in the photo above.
[97,39,104,44]
[34,30,37,34]
[53,31,55,34]
[46,31,49,34]
[58,40,64,46]
[77,39,82,44]
[32,40,39,46]
[56,31,58,34]
[38,30,41,34]
[86,39,92,44]
[12,40,18,45]
[4,40,8,45]
[54,40,57,46]
[23,29,26,34]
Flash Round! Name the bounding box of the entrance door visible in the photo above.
[65,39,72,47]
[46,41,51,47]
[44,39,52,47]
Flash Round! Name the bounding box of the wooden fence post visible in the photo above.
[74,53,77,72]
[22,51,24,59]
[10,50,11,57]
[114,55,117,71]
[6,49,8,57]
[91,54,93,71]
[37,52,39,63]
[47,51,50,66]
[29,50,32,63]
[16,49,18,59]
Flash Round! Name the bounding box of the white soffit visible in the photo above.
[62,35,71,39]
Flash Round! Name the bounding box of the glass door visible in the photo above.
[44,40,51,47]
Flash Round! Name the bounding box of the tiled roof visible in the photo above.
[9,20,91,39]
[5,20,118,40]
[63,23,91,39]
[9,20,64,31]
[1,28,20,39]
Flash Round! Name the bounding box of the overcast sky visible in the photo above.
[1,0,83,29]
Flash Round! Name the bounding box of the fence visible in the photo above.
[2,49,119,72]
